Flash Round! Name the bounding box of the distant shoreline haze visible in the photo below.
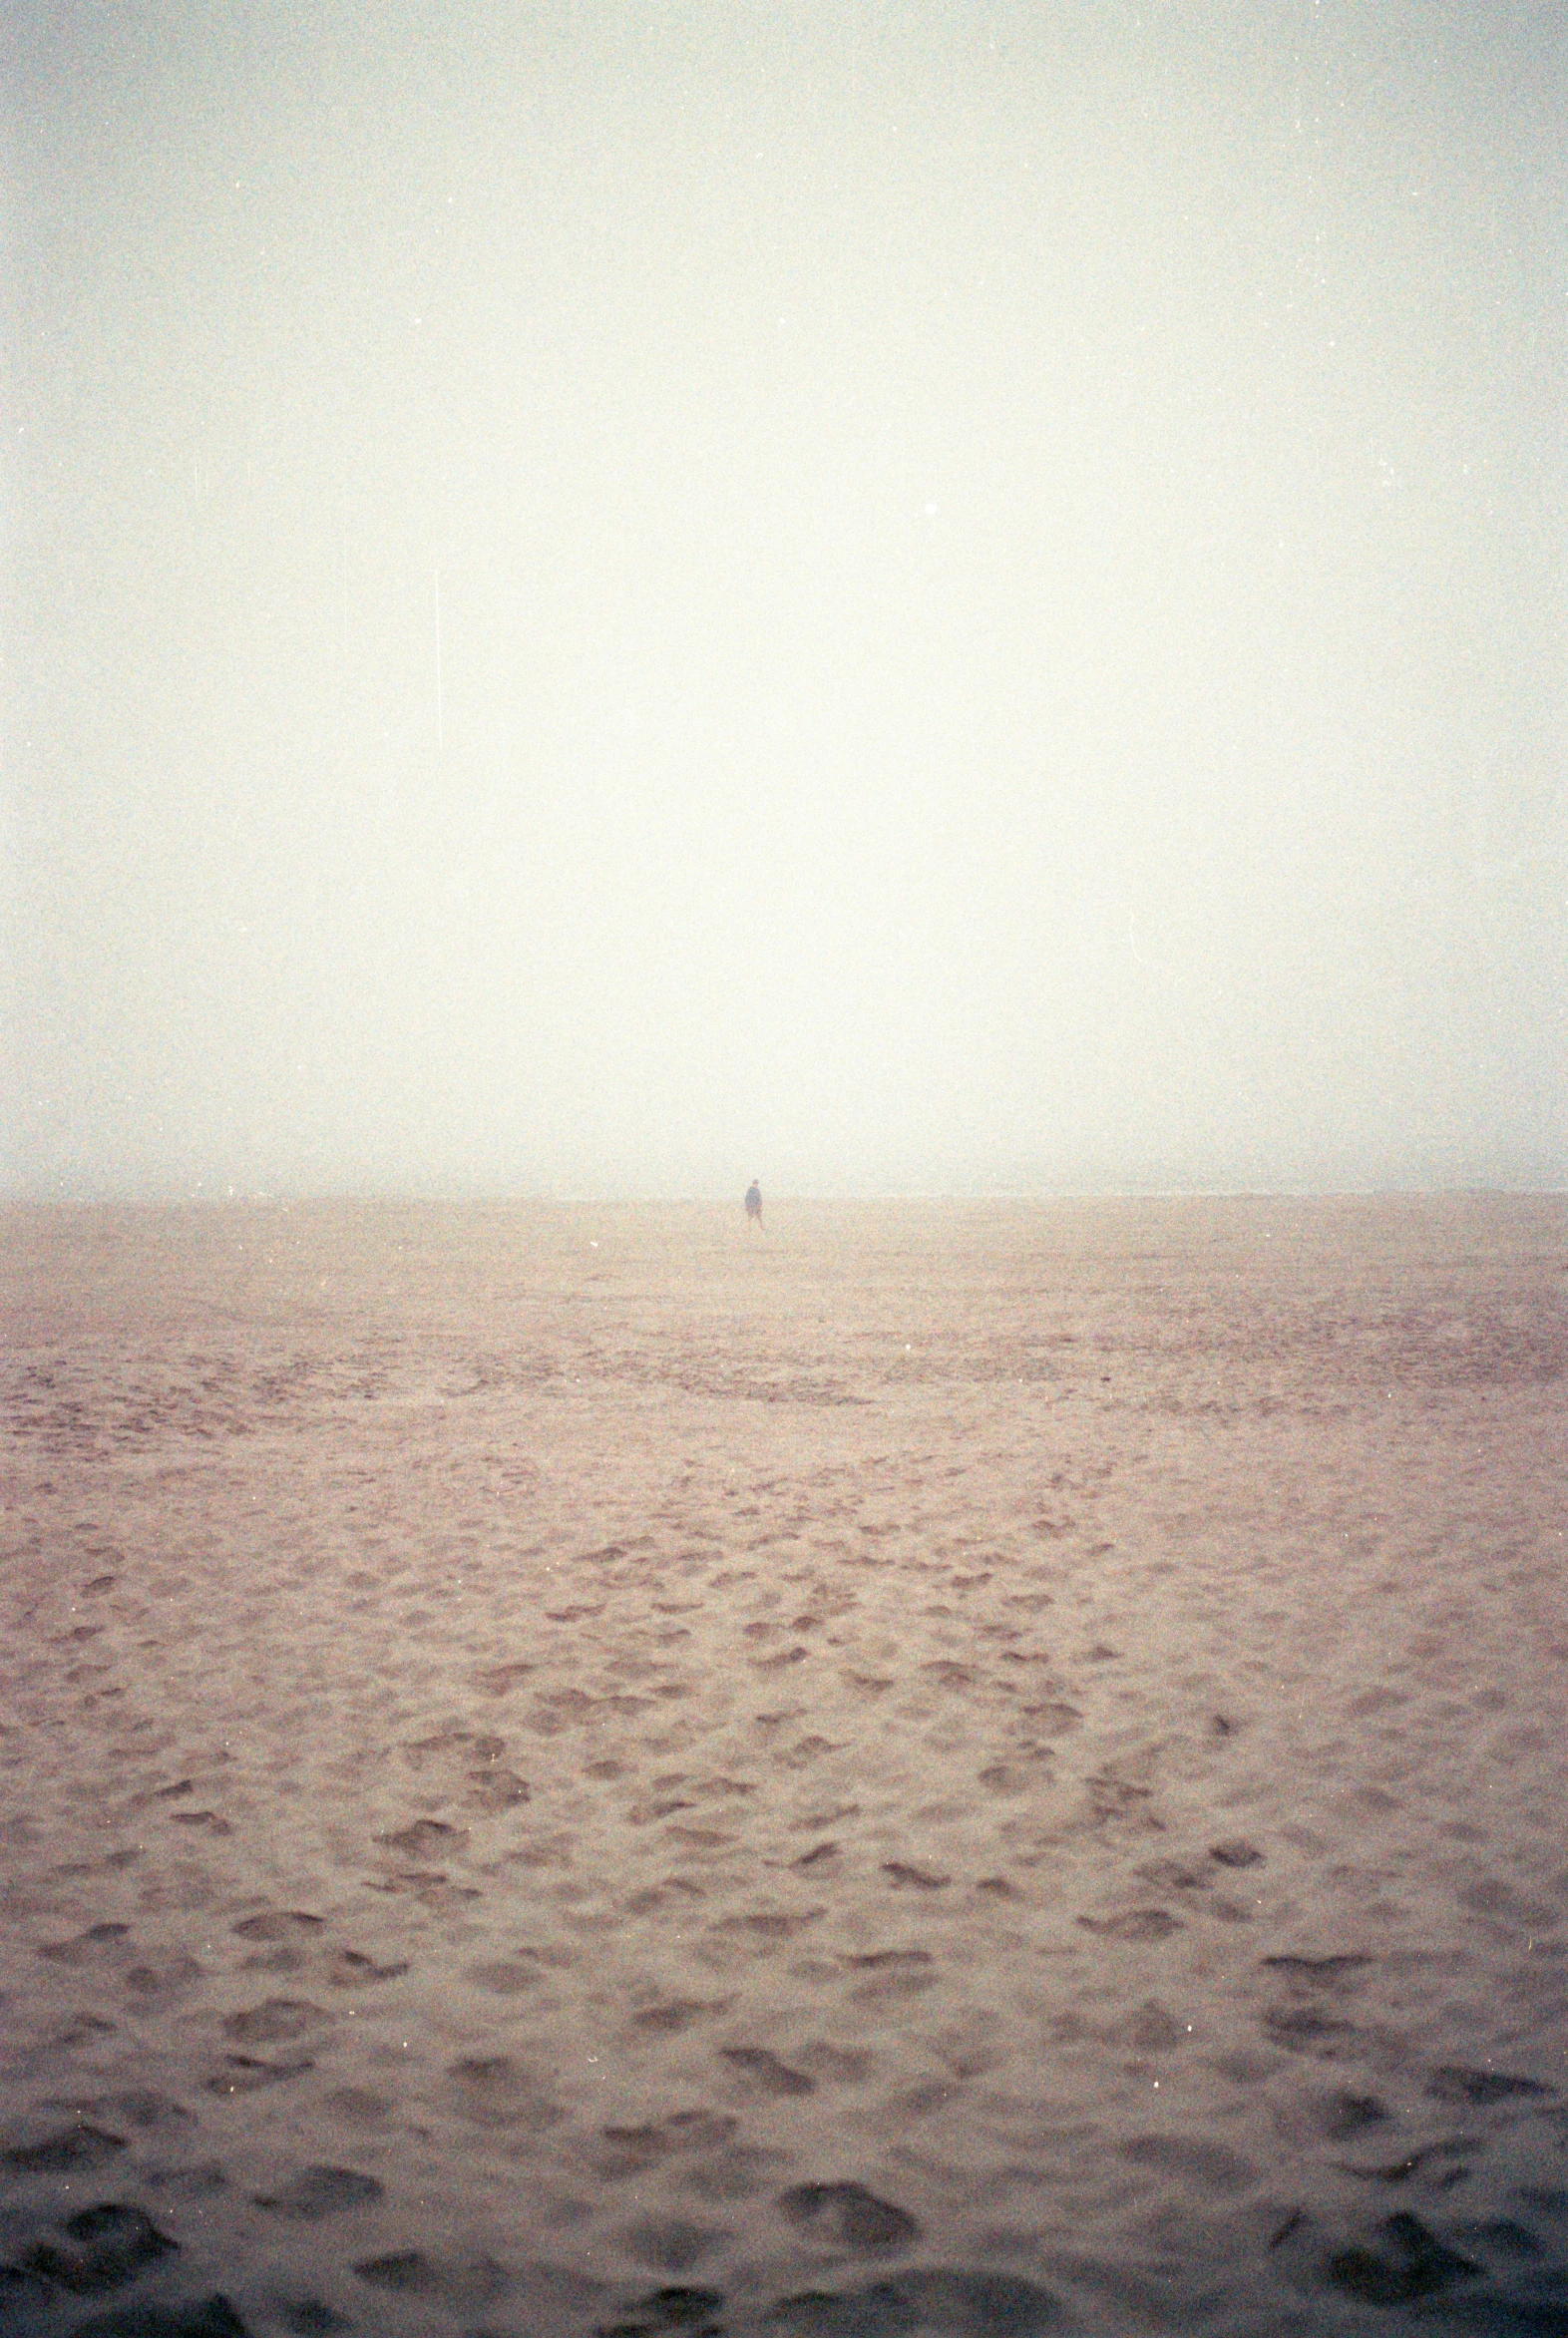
[7,4,1564,1199]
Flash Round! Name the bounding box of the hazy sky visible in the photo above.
[6,1,1565,1197]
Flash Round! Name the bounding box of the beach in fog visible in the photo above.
[3,1195,1565,2335]
[6,4,1566,2326]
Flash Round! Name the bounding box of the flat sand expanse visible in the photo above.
[3,1197,1566,2337]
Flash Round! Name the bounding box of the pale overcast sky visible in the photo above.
[6,2,1565,1197]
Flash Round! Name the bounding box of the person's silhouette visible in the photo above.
[744,1180,762,1226]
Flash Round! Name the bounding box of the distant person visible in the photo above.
[744,1180,763,1226]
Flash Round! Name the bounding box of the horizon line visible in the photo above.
[4,1184,1566,1209]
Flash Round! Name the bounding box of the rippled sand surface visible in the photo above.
[3,1196,1566,2336]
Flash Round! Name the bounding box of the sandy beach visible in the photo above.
[2,1195,1565,2337]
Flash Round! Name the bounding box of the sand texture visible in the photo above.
[2,1196,1566,2336]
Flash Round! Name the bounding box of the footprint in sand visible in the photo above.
[1337,2141,1470,2183]
[473,1661,535,1696]
[1427,2065,1552,2105]
[466,1765,530,1809]
[74,2297,246,2337]
[588,2114,738,2181]
[37,1923,132,1967]
[978,1760,1049,1794]
[443,2055,561,2132]
[3,2127,128,2175]
[629,1999,733,2036]
[793,1803,859,1830]
[252,2166,384,2218]
[466,1957,540,1996]
[785,1841,841,1872]
[1326,2211,1481,2305]
[595,2284,725,2336]
[1076,1909,1182,1941]
[846,1951,937,2004]
[366,1870,479,1910]
[21,2201,179,2292]
[229,1912,405,1987]
[220,2000,325,2045]
[326,1947,408,1986]
[1294,2089,1392,2142]
[124,1954,204,2003]
[706,1910,825,1949]
[1263,1953,1372,1985]
[402,1726,505,1768]
[42,2092,195,2139]
[1263,2005,1357,2054]
[776,2181,921,2250]
[399,1728,529,1810]
[279,2303,353,2334]
[1136,1857,1213,1895]
[718,2047,815,2099]
[882,1861,950,1890]
[1107,2000,1189,2052]
[47,2015,119,2049]
[1259,1952,1373,2054]
[770,2270,1061,2335]
[796,2045,876,2085]
[775,1735,840,1769]
[231,1911,325,1944]
[374,1818,468,1859]
[352,2250,508,2307]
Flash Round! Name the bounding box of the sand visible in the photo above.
[2,1194,1566,2337]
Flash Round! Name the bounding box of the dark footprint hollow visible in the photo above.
[230,1912,324,1943]
[23,2203,178,2294]
[445,2054,561,2131]
[1076,1909,1182,1941]
[1264,1954,1372,1985]
[252,2166,384,2218]
[596,2287,725,2334]
[1210,1839,1264,1868]
[353,2251,439,2295]
[326,1949,408,1986]
[1262,2006,1354,2053]
[220,2000,323,2044]
[720,2049,814,2097]
[278,2304,352,2335]
[1326,2212,1480,2305]
[777,2183,921,2251]
[768,2269,1063,2334]
[1427,2065,1552,2106]
[3,2127,127,2174]
[375,1819,469,1858]
[39,1924,132,1966]
[351,2250,507,2307]
[69,2296,249,2338]
[1314,2091,1392,2141]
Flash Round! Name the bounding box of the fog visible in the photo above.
[6,1,1565,1199]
